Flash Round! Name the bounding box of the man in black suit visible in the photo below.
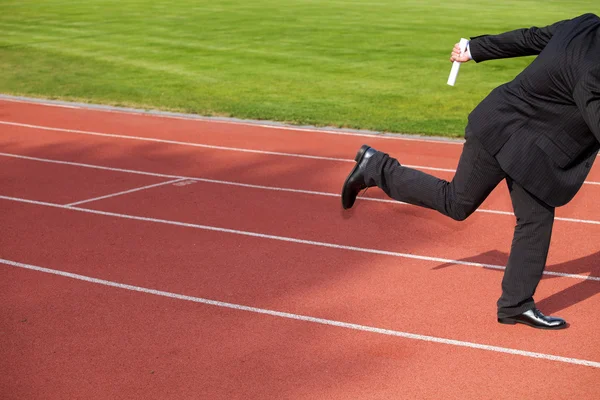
[341,13,600,329]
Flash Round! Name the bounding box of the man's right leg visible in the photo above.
[497,179,555,317]
[361,132,506,221]
[495,179,566,329]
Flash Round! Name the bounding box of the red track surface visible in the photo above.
[1,98,599,399]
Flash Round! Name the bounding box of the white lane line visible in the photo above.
[0,152,183,179]
[0,120,349,162]
[1,152,599,225]
[2,257,599,369]
[2,120,598,182]
[0,120,489,175]
[0,194,598,282]
[0,96,464,145]
[64,178,186,207]
[3,120,599,180]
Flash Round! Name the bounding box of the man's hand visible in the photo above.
[450,42,471,63]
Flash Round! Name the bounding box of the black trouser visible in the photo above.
[363,132,555,318]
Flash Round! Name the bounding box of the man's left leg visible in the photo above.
[341,131,506,221]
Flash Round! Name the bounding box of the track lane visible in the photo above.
[1,97,599,181]
[2,98,600,398]
[1,198,598,364]
[3,266,598,400]
[45,174,600,279]
[1,123,599,222]
[0,99,465,169]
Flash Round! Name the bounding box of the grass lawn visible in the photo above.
[0,1,597,137]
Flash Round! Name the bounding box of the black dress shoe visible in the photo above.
[341,145,377,209]
[498,308,567,330]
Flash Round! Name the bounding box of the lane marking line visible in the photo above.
[3,120,585,178]
[1,257,599,369]
[0,96,465,145]
[2,120,599,183]
[0,194,598,282]
[1,152,599,225]
[64,178,186,207]
[0,120,357,162]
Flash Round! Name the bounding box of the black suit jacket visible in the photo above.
[468,13,600,207]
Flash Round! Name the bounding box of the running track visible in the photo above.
[0,97,598,399]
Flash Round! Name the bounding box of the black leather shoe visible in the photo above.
[341,145,377,209]
[498,308,567,330]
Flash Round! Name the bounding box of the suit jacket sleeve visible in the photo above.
[468,19,570,62]
[574,65,600,143]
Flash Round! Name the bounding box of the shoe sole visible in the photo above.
[354,145,370,163]
[497,318,568,330]
[341,146,371,209]
[341,164,360,209]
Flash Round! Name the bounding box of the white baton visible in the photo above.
[447,38,469,86]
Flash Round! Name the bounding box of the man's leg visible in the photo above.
[362,131,506,221]
[497,179,555,318]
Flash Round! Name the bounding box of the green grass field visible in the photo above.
[0,1,597,136]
